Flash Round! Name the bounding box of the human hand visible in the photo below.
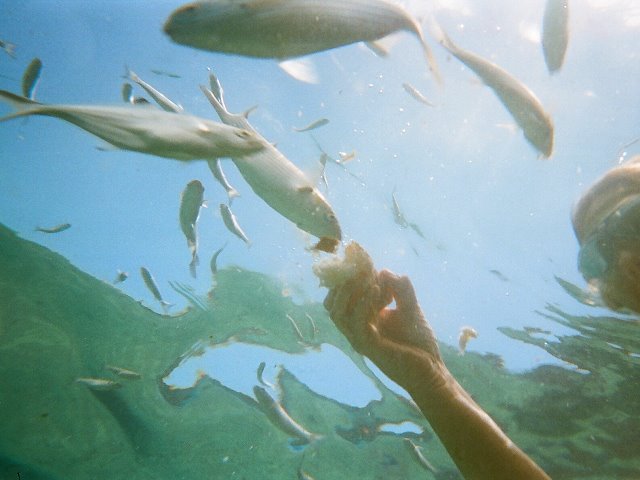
[323,268,445,393]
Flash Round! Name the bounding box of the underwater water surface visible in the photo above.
[1,1,639,479]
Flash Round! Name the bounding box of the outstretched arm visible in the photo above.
[324,268,550,480]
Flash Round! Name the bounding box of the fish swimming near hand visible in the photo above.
[391,191,409,228]
[140,266,172,312]
[404,438,438,473]
[253,385,319,445]
[35,223,71,234]
[433,25,554,158]
[220,203,251,245]
[179,180,205,277]
[200,72,342,253]
[164,0,441,84]
[0,89,264,161]
[207,158,240,203]
[542,0,570,74]
[127,68,184,113]
[21,57,42,100]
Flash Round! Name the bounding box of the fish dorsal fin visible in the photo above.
[243,105,258,119]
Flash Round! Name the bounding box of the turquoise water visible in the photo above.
[1,1,639,478]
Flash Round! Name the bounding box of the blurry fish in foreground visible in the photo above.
[113,269,129,284]
[458,326,478,354]
[75,377,121,391]
[121,82,134,103]
[542,0,570,74]
[164,0,442,85]
[293,118,329,133]
[140,266,172,313]
[402,82,435,107]
[207,159,240,203]
[200,72,342,253]
[431,23,554,158]
[179,180,205,277]
[127,68,184,113]
[220,203,251,245]
[0,90,264,161]
[105,365,141,380]
[571,156,640,314]
[21,57,42,100]
[35,223,71,234]
[253,385,320,445]
[0,39,16,59]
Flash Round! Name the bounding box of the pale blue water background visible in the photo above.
[1,0,639,409]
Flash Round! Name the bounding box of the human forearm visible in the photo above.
[407,366,551,480]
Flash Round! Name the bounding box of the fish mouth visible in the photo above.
[313,237,340,254]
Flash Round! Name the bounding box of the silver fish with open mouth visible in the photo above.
[200,71,342,253]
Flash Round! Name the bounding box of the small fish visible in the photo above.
[402,82,434,107]
[458,326,478,354]
[207,159,240,203]
[179,180,205,277]
[0,39,16,59]
[150,69,181,78]
[105,365,142,380]
[433,25,554,158]
[121,83,134,103]
[201,73,341,252]
[21,58,42,100]
[209,243,227,275]
[391,191,409,228]
[140,266,172,312]
[253,385,319,445]
[256,361,274,388]
[404,438,438,474]
[220,203,251,245]
[35,223,71,234]
[0,90,264,162]
[164,0,441,84]
[75,377,121,391]
[286,313,305,342]
[113,269,129,284]
[293,118,329,133]
[127,68,184,113]
[542,0,570,74]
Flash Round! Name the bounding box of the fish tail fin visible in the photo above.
[206,68,226,106]
[0,89,41,122]
[227,188,240,204]
[417,32,443,87]
[199,84,228,120]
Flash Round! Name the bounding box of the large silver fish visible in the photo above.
[200,72,342,253]
[542,0,570,74]
[436,29,554,158]
[0,90,263,161]
[179,180,205,277]
[164,0,441,84]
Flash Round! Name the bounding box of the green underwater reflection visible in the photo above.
[1,223,639,479]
